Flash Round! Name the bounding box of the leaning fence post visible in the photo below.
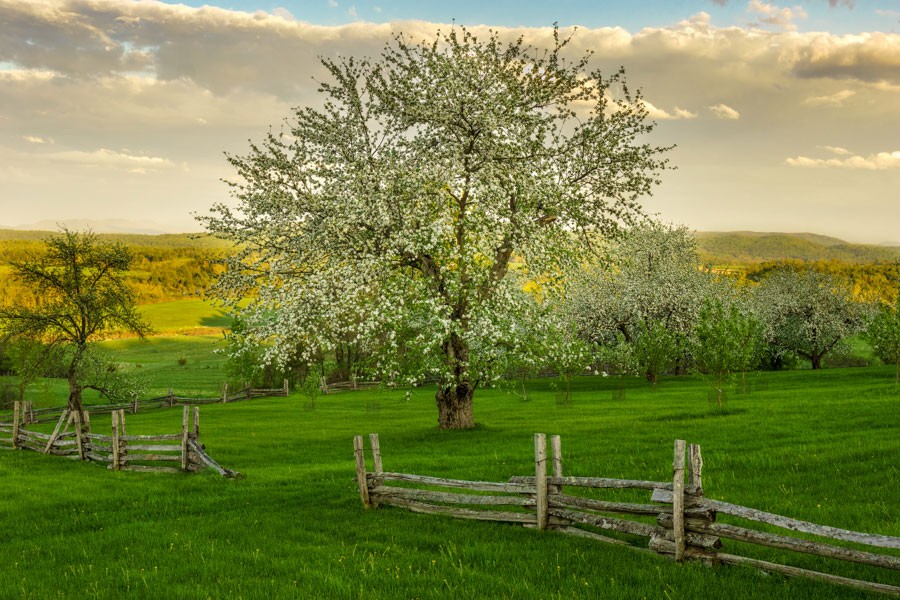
[354,435,371,508]
[535,433,548,530]
[12,402,20,449]
[673,439,687,562]
[44,409,69,454]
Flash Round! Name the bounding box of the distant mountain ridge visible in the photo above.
[0,218,198,236]
[697,231,900,265]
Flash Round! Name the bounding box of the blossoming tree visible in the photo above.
[201,28,669,429]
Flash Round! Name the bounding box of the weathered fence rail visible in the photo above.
[1,402,237,477]
[0,380,290,424]
[353,433,900,597]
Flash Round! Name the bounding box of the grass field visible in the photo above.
[139,299,232,334]
[2,340,900,598]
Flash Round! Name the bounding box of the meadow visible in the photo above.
[2,321,900,598]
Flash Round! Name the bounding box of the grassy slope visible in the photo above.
[696,231,900,266]
[2,357,900,599]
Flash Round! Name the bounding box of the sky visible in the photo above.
[1,1,899,242]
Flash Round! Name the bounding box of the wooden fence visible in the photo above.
[0,380,290,425]
[353,434,900,597]
[0,402,237,477]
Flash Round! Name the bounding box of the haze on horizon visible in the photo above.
[1,0,899,243]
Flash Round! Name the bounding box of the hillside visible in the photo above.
[696,231,900,265]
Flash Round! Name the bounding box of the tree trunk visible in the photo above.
[811,354,822,370]
[435,382,475,430]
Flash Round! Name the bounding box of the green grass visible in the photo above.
[2,347,900,598]
[139,299,232,333]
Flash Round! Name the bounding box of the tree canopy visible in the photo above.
[202,27,670,428]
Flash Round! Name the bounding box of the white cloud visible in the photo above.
[804,89,855,106]
[822,145,851,155]
[708,103,740,119]
[328,0,338,7]
[786,150,900,170]
[641,100,697,120]
[23,135,53,144]
[374,6,382,13]
[348,6,357,18]
[271,7,294,21]
[48,148,176,171]
[747,0,807,32]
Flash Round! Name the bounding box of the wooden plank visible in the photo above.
[650,490,900,550]
[181,406,189,471]
[371,486,533,507]
[85,451,114,463]
[380,473,535,494]
[354,435,371,508]
[125,453,182,462]
[557,526,635,547]
[121,434,182,441]
[186,439,237,477]
[369,433,384,486]
[511,475,671,491]
[535,433,548,530]
[550,435,562,495]
[73,410,85,461]
[17,430,52,441]
[716,552,900,597]
[682,519,900,570]
[12,402,19,449]
[111,410,120,470]
[673,439,686,561]
[125,444,181,452]
[121,465,182,474]
[44,410,69,454]
[549,493,669,516]
[378,496,538,524]
[549,508,662,539]
[193,406,199,439]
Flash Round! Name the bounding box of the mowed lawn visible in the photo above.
[2,347,900,598]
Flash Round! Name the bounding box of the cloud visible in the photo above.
[47,148,176,171]
[23,135,53,144]
[791,33,900,84]
[747,0,807,32]
[328,0,338,7]
[708,103,740,119]
[348,6,357,18]
[804,89,855,106]
[640,100,697,120]
[822,145,850,155]
[271,7,294,21]
[786,150,900,170]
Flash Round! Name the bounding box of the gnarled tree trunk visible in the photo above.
[436,382,475,430]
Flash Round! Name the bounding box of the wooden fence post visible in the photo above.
[193,406,200,439]
[673,439,687,562]
[111,410,121,470]
[550,435,562,495]
[222,383,228,404]
[283,378,289,396]
[132,398,138,414]
[535,433,548,530]
[12,402,20,449]
[354,435,371,508]
[689,443,703,495]
[181,406,189,471]
[369,433,384,508]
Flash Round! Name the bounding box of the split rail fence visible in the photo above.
[353,433,900,597]
[1,401,237,476]
[0,380,290,425]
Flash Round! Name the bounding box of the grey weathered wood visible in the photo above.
[550,435,562,495]
[379,473,535,494]
[112,410,121,470]
[369,433,384,487]
[193,406,199,439]
[44,410,69,454]
[122,434,182,441]
[222,383,228,403]
[85,451,114,463]
[716,552,900,597]
[549,508,662,538]
[17,429,52,441]
[354,435,371,508]
[557,526,635,547]
[12,402,20,449]
[649,536,719,562]
[119,409,126,438]
[187,439,238,477]
[689,443,703,496]
[125,453,182,462]
[535,433,548,530]
[673,439,687,561]
[181,406,189,471]
[73,410,85,460]
[681,519,900,570]
[371,486,533,507]
[378,496,539,524]
[511,475,671,491]
[121,465,182,474]
[650,490,900,550]
[125,444,180,452]
[550,493,674,516]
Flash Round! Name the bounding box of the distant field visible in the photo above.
[2,363,899,598]
[139,299,232,333]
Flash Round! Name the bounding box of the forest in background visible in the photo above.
[1,229,899,308]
